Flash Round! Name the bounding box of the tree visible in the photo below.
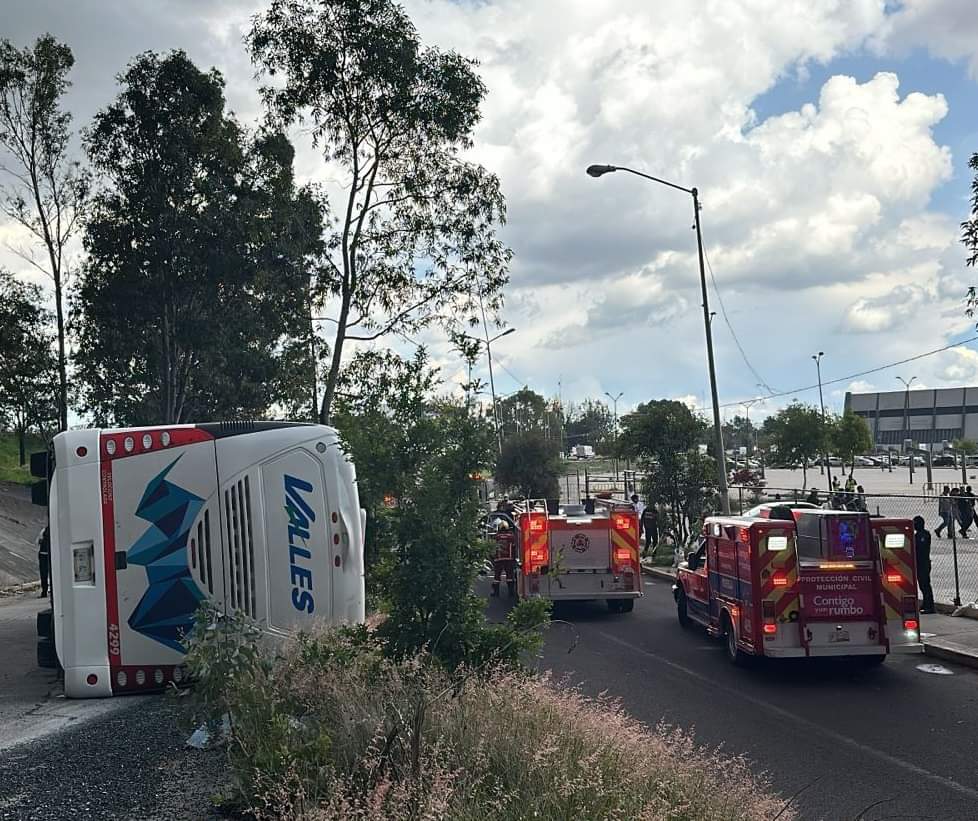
[248,0,511,424]
[331,347,545,667]
[0,35,89,432]
[619,400,717,545]
[74,51,323,425]
[497,387,557,442]
[495,430,561,501]
[563,398,614,454]
[0,270,59,464]
[763,403,827,489]
[831,411,873,476]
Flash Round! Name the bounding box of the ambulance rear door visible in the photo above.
[794,511,885,654]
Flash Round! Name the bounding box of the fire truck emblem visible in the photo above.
[571,533,590,553]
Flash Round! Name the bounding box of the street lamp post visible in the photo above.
[740,398,761,465]
[460,326,516,453]
[605,391,623,480]
[587,164,730,514]
[812,352,832,492]
[897,376,917,485]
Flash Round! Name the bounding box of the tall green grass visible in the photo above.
[0,431,45,485]
[186,611,792,821]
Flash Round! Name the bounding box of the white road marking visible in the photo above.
[597,630,978,802]
[916,663,955,676]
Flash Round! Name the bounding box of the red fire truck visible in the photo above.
[674,509,922,664]
[516,499,642,612]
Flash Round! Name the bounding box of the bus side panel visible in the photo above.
[111,442,220,674]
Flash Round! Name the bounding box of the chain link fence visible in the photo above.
[731,484,978,607]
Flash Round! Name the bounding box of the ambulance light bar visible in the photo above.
[819,562,856,570]
[884,533,905,548]
[766,535,788,551]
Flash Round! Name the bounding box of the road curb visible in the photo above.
[641,563,676,583]
[923,639,978,671]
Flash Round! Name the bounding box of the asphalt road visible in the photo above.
[487,577,978,821]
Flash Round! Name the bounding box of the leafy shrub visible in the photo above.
[185,613,793,821]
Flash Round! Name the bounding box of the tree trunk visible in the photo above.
[53,275,68,432]
[319,288,352,426]
[802,463,808,489]
[17,424,26,467]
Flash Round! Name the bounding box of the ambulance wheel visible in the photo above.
[722,613,747,666]
[677,589,691,628]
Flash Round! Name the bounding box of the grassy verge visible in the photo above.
[186,615,792,821]
[0,432,44,485]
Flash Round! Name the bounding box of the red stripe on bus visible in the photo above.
[100,450,121,675]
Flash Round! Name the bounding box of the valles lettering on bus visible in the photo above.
[285,474,316,614]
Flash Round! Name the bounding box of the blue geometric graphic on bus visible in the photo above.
[126,457,205,653]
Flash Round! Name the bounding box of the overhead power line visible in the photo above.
[702,243,777,395]
[695,335,978,413]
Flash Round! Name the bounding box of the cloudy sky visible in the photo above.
[6,0,978,422]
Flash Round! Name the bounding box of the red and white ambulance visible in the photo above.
[674,509,922,664]
[516,498,642,612]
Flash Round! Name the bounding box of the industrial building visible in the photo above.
[844,386,978,449]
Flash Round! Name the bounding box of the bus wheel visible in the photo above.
[37,638,58,670]
[677,589,691,628]
[723,613,746,666]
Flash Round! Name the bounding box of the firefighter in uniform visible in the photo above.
[491,519,518,597]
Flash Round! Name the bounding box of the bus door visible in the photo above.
[794,511,883,653]
[103,429,222,692]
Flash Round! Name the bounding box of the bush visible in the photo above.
[185,613,793,821]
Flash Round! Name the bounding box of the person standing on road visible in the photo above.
[913,515,935,614]
[37,525,50,599]
[642,505,659,555]
[958,487,973,538]
[936,486,952,537]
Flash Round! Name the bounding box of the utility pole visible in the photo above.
[605,391,623,480]
[812,352,832,492]
[897,376,917,485]
[587,164,730,513]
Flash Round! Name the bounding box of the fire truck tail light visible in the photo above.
[763,623,777,635]
[614,548,632,563]
[529,517,545,532]
[772,573,788,587]
[766,535,788,551]
[884,533,905,548]
[885,572,902,584]
[613,515,632,531]
[903,618,919,631]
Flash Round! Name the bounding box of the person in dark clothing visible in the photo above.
[641,506,658,555]
[37,526,50,598]
[958,488,973,538]
[936,486,952,537]
[806,488,819,506]
[913,515,935,614]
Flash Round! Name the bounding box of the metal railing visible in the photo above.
[730,484,977,608]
